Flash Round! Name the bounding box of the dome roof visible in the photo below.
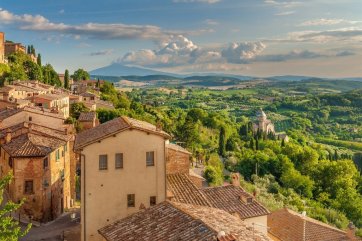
[256,108,267,118]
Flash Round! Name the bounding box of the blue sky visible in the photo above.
[1,0,362,77]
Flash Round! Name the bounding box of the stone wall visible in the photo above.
[166,148,190,174]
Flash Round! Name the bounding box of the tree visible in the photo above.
[72,68,90,81]
[249,138,255,150]
[37,54,42,66]
[64,69,70,89]
[70,103,89,119]
[218,126,226,157]
[42,64,61,86]
[23,60,43,81]
[0,173,31,240]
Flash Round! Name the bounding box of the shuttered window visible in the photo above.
[99,155,108,170]
[115,153,123,169]
[146,151,154,166]
[127,194,135,207]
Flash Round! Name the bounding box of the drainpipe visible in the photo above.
[80,153,86,241]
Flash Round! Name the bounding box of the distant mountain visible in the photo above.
[268,75,313,82]
[90,63,180,77]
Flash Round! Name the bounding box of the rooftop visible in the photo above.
[268,208,354,241]
[167,173,211,207]
[98,201,270,241]
[74,116,170,150]
[78,112,97,122]
[201,185,270,219]
[2,132,66,158]
[166,143,192,154]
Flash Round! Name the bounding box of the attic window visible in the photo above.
[246,197,253,204]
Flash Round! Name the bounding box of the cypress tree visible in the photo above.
[37,54,42,66]
[218,126,226,157]
[249,138,255,150]
[64,69,70,89]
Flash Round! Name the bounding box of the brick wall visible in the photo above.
[166,148,190,174]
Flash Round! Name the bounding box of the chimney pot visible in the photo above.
[230,173,240,187]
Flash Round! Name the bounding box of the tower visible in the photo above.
[257,108,267,132]
[0,32,4,64]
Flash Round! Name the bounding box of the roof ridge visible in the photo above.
[168,201,218,236]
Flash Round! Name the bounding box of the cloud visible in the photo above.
[59,9,65,14]
[119,35,267,68]
[0,8,182,42]
[221,42,266,64]
[335,50,355,57]
[288,28,362,43]
[204,19,219,25]
[173,0,221,3]
[275,11,295,16]
[264,0,302,8]
[300,18,362,26]
[89,49,114,56]
[255,50,326,62]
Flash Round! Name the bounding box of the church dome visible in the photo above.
[256,108,267,118]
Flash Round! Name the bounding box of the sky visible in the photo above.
[0,0,362,77]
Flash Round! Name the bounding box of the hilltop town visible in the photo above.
[0,31,362,241]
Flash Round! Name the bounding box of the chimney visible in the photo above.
[230,173,240,187]
[217,231,237,241]
[156,122,162,131]
[5,132,12,143]
[346,222,356,240]
[239,195,253,204]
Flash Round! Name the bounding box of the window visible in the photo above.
[43,157,48,169]
[115,153,123,169]
[127,194,135,207]
[99,155,108,170]
[64,144,67,152]
[55,150,60,161]
[28,116,32,121]
[150,196,156,206]
[24,180,34,194]
[8,157,13,168]
[146,151,155,166]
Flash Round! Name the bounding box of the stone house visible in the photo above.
[78,112,99,130]
[98,201,271,241]
[0,122,72,222]
[268,208,360,241]
[0,106,66,130]
[74,116,171,241]
[30,94,70,118]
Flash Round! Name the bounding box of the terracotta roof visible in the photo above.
[268,208,353,241]
[167,173,211,207]
[23,106,66,119]
[0,86,15,93]
[78,112,96,122]
[201,185,270,219]
[2,133,66,157]
[166,143,192,154]
[32,93,68,101]
[75,116,170,150]
[0,122,72,142]
[80,92,97,97]
[98,201,270,241]
[0,108,22,120]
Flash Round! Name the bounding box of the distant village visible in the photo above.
[0,32,361,241]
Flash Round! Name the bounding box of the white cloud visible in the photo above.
[0,8,178,42]
[264,0,302,8]
[89,49,114,56]
[173,0,221,3]
[119,36,267,68]
[275,11,295,16]
[221,42,266,64]
[204,19,219,25]
[300,18,362,26]
[288,28,362,43]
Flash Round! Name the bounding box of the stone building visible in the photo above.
[75,116,171,241]
[268,208,359,241]
[0,122,72,222]
[30,94,70,118]
[0,32,5,64]
[78,112,99,130]
[253,108,275,134]
[98,201,271,241]
[5,42,26,56]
